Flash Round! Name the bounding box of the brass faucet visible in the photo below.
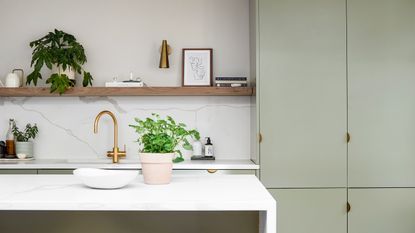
[94,110,126,163]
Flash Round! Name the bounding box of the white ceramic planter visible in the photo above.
[15,141,34,158]
[52,64,75,81]
[140,153,173,185]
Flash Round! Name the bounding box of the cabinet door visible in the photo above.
[172,170,256,175]
[259,0,347,188]
[37,169,74,174]
[269,189,347,233]
[0,169,37,174]
[349,188,415,233]
[348,0,415,187]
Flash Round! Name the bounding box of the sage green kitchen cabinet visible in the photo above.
[259,0,347,188]
[0,170,37,174]
[269,189,347,233]
[348,188,415,233]
[37,169,74,174]
[348,0,415,187]
[172,170,256,175]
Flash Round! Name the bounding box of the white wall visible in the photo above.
[0,0,250,86]
[0,0,252,160]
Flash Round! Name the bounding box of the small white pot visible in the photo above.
[139,153,173,185]
[15,141,34,158]
[52,64,75,81]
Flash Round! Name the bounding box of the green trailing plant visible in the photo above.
[12,123,39,142]
[129,113,200,163]
[27,29,93,94]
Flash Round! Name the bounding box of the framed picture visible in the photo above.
[182,48,213,86]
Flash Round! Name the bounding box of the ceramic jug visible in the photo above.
[5,69,24,87]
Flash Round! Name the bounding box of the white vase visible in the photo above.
[15,141,34,158]
[139,153,174,185]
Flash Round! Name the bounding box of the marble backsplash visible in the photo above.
[0,96,251,160]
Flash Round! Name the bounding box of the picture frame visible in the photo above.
[182,48,213,87]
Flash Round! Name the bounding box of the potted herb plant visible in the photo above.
[12,123,39,158]
[129,114,200,185]
[27,29,93,94]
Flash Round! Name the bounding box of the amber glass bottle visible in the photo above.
[6,119,16,156]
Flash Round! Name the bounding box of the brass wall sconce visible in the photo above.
[159,40,172,68]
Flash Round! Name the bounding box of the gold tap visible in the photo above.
[94,110,126,163]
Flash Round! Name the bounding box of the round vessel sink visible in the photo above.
[73,168,138,189]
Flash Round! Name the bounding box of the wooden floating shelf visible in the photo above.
[0,87,253,97]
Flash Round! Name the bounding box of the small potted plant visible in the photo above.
[129,114,200,185]
[27,29,93,94]
[12,123,39,158]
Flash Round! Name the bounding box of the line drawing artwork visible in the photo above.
[189,56,206,80]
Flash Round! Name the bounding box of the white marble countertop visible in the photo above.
[0,174,276,232]
[0,159,259,170]
[0,175,274,211]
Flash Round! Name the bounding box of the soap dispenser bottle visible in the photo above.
[204,137,214,157]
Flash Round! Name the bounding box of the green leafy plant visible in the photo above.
[27,29,93,94]
[129,113,200,163]
[12,123,39,142]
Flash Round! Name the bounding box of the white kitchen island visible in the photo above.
[0,174,276,233]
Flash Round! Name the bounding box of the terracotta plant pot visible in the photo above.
[140,153,173,185]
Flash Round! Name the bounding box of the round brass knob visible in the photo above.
[207,169,218,174]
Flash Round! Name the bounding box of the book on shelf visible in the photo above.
[215,80,248,84]
[216,83,248,87]
[215,77,247,81]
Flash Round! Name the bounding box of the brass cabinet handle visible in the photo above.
[207,169,218,174]
[347,202,351,213]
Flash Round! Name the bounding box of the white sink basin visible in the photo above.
[73,168,138,189]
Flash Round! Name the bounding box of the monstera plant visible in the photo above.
[27,29,93,94]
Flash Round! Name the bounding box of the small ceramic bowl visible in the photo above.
[17,153,27,159]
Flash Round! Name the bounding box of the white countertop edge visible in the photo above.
[0,203,274,211]
[0,159,259,170]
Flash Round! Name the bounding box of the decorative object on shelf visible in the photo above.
[215,77,248,87]
[105,73,144,87]
[27,29,93,94]
[159,40,171,68]
[5,69,24,88]
[129,113,200,184]
[12,122,39,158]
[182,48,213,87]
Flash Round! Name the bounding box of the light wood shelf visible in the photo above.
[0,87,253,97]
